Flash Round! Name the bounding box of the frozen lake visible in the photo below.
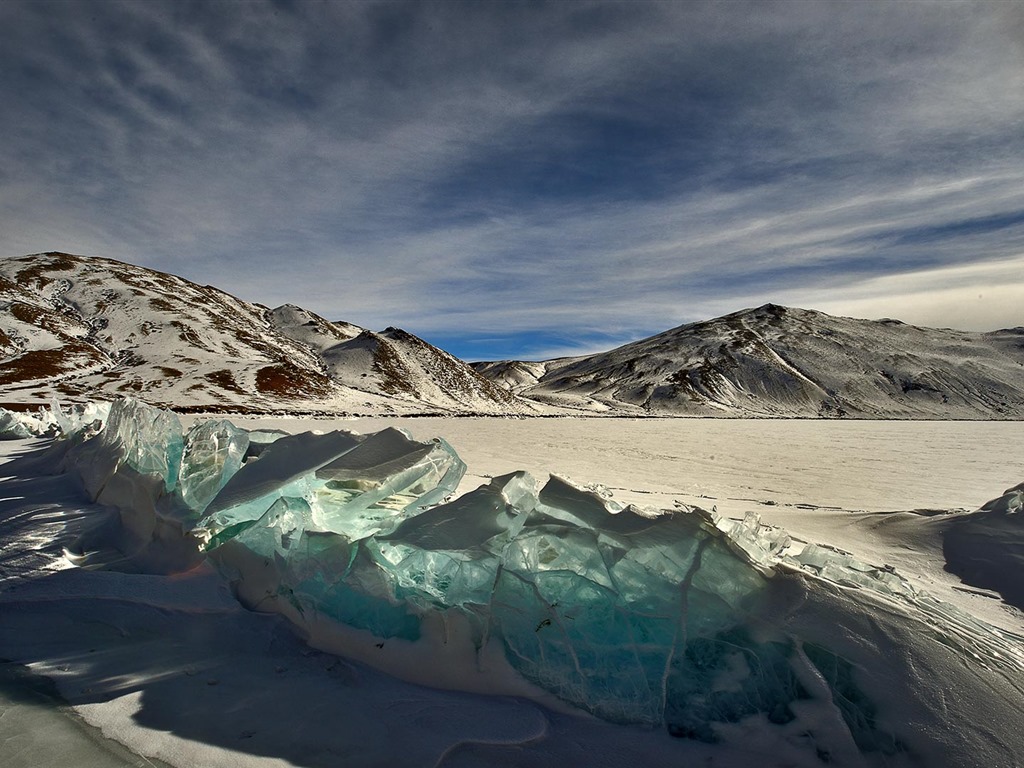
[4,414,1024,768]
[220,416,1024,518]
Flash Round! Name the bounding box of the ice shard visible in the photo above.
[50,399,111,439]
[0,400,105,439]
[103,397,184,492]
[489,479,777,727]
[60,397,183,502]
[311,427,467,538]
[198,426,465,548]
[205,429,364,517]
[176,419,250,517]
[371,472,534,611]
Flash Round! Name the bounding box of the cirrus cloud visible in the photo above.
[1,0,1022,360]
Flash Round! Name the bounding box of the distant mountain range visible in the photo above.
[2,252,1022,418]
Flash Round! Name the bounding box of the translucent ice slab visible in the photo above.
[198,426,465,548]
[103,398,183,492]
[177,419,250,516]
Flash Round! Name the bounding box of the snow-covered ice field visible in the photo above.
[2,413,1024,767]
[318,416,1023,516]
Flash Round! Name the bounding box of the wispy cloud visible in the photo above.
[1,0,1023,357]
[784,255,1024,332]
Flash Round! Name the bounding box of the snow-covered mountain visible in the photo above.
[266,303,521,411]
[474,303,1024,418]
[4,254,1022,418]
[0,252,527,414]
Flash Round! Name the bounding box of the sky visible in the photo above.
[1,0,1023,361]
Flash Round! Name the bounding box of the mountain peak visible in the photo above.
[473,304,1024,419]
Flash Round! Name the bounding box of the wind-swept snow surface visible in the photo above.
[935,482,1024,610]
[2,400,1024,767]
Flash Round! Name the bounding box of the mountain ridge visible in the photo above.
[472,303,1024,418]
[2,252,1022,418]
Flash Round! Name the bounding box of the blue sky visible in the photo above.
[1,0,1023,360]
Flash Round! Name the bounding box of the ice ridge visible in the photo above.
[26,398,1024,764]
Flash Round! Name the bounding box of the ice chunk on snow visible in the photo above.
[381,470,535,551]
[205,429,364,518]
[0,409,36,439]
[197,430,365,544]
[198,426,465,547]
[491,479,773,727]
[50,399,111,438]
[60,398,182,502]
[311,428,466,538]
[0,400,105,439]
[368,472,538,611]
[716,511,792,571]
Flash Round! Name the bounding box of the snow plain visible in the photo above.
[2,416,1024,767]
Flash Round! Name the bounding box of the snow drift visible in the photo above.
[939,481,1024,609]
[5,398,1024,766]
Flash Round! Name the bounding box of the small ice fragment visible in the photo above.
[0,409,36,439]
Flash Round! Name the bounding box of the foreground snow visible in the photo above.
[2,402,1024,767]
